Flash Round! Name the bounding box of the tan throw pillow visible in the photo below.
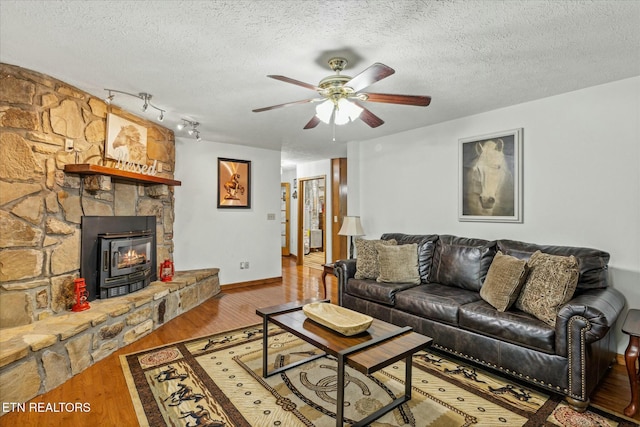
[376,243,421,284]
[354,239,397,279]
[515,251,580,326]
[480,251,529,312]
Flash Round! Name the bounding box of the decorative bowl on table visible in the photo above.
[302,302,373,336]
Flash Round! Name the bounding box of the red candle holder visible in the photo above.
[72,278,90,312]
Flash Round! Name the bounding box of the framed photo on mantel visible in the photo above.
[105,113,148,164]
[217,158,251,209]
[459,128,523,223]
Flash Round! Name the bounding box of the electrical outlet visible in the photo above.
[267,213,276,220]
[240,261,250,269]
[65,138,74,152]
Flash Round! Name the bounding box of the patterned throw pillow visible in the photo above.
[354,239,397,280]
[375,243,421,284]
[515,251,579,326]
[480,251,530,312]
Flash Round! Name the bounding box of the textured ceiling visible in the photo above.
[1,1,639,166]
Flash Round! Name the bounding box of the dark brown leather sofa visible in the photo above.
[334,233,626,411]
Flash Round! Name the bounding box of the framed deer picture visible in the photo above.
[459,128,523,223]
[217,158,251,209]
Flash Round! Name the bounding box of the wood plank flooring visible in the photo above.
[1,257,636,426]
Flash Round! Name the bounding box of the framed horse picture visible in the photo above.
[459,128,523,223]
[105,113,148,164]
[217,158,251,209]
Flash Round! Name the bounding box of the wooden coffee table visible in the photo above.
[257,299,432,427]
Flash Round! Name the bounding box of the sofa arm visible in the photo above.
[555,287,626,357]
[334,259,356,306]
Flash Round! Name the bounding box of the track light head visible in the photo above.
[105,91,115,105]
[177,119,202,142]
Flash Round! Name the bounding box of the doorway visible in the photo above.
[298,176,326,270]
[280,183,290,256]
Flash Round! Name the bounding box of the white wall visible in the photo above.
[353,77,640,355]
[173,140,282,285]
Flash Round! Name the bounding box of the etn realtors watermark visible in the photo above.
[2,401,91,413]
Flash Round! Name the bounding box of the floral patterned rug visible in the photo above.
[121,324,635,426]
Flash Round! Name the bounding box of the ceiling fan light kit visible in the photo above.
[253,57,431,131]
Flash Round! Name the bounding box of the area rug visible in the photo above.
[121,324,637,426]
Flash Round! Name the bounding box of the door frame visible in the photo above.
[281,182,290,256]
[297,175,327,266]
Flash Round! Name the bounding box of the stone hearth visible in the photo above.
[0,269,220,414]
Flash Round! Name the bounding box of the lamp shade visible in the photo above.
[338,216,365,237]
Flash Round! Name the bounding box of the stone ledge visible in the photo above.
[0,268,219,412]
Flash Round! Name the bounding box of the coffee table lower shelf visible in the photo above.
[257,300,432,427]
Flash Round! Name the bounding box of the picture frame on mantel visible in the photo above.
[105,113,148,164]
[459,128,523,223]
[217,158,251,209]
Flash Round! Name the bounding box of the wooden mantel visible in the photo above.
[64,164,182,186]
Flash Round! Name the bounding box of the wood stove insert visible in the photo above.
[81,216,157,301]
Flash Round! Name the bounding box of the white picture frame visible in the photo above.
[459,128,523,223]
[105,113,148,164]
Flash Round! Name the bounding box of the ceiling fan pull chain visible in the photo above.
[332,121,336,142]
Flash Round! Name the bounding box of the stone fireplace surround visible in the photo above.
[0,63,220,411]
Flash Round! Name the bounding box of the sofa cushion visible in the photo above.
[515,251,579,326]
[354,238,397,280]
[497,239,609,290]
[381,234,439,283]
[345,278,419,306]
[394,283,482,326]
[459,300,555,354]
[429,235,497,291]
[376,243,421,284]
[480,251,529,312]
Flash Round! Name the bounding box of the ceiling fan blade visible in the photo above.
[252,98,318,113]
[356,103,384,128]
[361,92,431,107]
[303,115,321,129]
[345,63,395,92]
[267,75,319,91]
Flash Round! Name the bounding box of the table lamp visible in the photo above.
[338,216,365,259]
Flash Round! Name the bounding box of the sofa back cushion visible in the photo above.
[429,235,497,291]
[497,240,609,290]
[381,234,438,283]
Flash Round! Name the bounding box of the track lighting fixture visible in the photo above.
[103,89,203,140]
[103,89,166,122]
[177,119,202,142]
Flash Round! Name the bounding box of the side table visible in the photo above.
[622,308,640,418]
[320,263,334,299]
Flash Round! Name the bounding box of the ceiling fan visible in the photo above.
[252,57,431,129]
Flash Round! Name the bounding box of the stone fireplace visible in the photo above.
[0,63,221,412]
[0,62,176,328]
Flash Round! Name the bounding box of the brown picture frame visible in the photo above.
[217,158,251,209]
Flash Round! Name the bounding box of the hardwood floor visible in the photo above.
[1,257,636,426]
